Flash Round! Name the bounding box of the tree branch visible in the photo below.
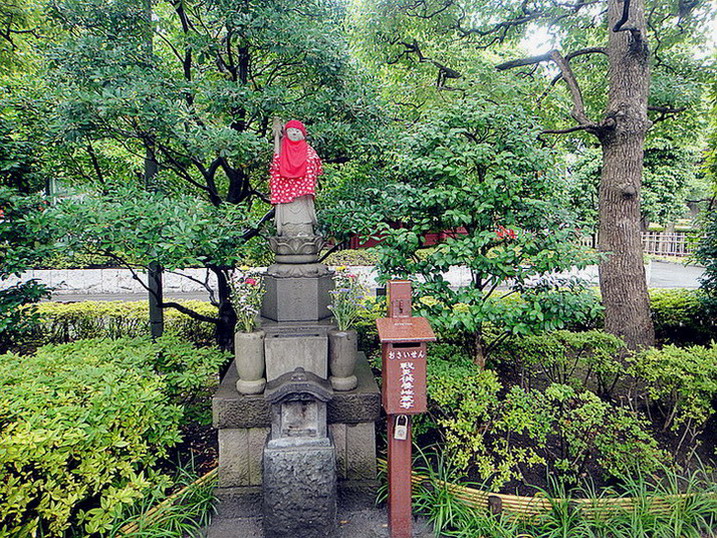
[498,48,603,126]
[164,268,217,305]
[240,208,275,241]
[648,105,687,124]
[159,301,217,323]
[548,50,590,124]
[101,250,219,324]
[540,124,600,137]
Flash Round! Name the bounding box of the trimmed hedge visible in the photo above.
[31,300,217,347]
[28,289,714,352]
[649,288,716,345]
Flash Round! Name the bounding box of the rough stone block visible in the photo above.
[248,428,267,486]
[327,357,381,424]
[264,332,327,382]
[218,429,248,488]
[263,438,337,538]
[262,273,333,322]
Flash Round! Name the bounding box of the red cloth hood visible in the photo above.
[279,120,308,179]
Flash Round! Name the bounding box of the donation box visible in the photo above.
[377,285,436,415]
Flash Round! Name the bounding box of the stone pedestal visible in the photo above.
[263,438,336,538]
[213,354,380,506]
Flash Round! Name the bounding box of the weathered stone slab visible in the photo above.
[264,332,327,382]
[213,365,271,430]
[218,428,269,488]
[213,354,380,429]
[327,357,381,425]
[346,422,377,481]
[263,438,337,538]
[262,272,333,322]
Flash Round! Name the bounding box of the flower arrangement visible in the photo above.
[328,266,369,331]
[229,266,265,333]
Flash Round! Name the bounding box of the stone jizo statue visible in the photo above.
[270,119,323,237]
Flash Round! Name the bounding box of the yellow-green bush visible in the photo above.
[31,301,217,347]
[0,340,187,536]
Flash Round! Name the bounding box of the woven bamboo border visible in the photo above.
[377,459,710,520]
[119,468,217,535]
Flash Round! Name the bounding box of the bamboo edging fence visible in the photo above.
[119,468,217,535]
[377,459,715,521]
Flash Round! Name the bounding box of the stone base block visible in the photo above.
[330,422,377,482]
[262,271,333,322]
[264,332,328,382]
[263,438,337,538]
[218,427,269,488]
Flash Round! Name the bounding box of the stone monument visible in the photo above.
[212,119,380,536]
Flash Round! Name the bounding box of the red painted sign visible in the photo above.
[381,343,427,415]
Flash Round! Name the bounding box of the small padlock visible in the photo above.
[393,414,409,441]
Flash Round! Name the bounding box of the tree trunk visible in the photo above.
[213,267,237,352]
[473,330,486,370]
[597,0,655,350]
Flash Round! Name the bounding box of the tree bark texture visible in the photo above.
[597,0,655,349]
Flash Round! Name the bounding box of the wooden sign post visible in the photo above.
[377,281,436,538]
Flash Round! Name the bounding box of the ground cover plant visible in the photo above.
[0,336,227,537]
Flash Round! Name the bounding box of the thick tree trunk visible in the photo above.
[597,0,655,350]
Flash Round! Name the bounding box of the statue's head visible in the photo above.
[284,120,306,142]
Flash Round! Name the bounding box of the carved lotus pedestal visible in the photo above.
[328,329,358,391]
[234,330,266,395]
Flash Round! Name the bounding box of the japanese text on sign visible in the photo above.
[388,349,426,361]
[399,362,415,409]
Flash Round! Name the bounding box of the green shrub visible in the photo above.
[31,301,217,347]
[493,330,626,397]
[39,337,229,425]
[354,294,385,357]
[0,341,182,536]
[323,248,379,266]
[649,288,716,346]
[424,343,664,490]
[538,384,666,482]
[627,342,717,448]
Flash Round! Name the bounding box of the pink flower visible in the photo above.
[245,278,257,286]
[347,274,357,279]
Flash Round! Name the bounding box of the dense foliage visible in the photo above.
[368,95,597,364]
[422,342,667,490]
[695,209,717,314]
[0,187,53,351]
[0,336,227,536]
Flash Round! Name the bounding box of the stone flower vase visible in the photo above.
[235,330,266,395]
[328,328,358,391]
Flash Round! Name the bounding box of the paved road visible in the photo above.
[46,261,705,303]
[648,260,703,289]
